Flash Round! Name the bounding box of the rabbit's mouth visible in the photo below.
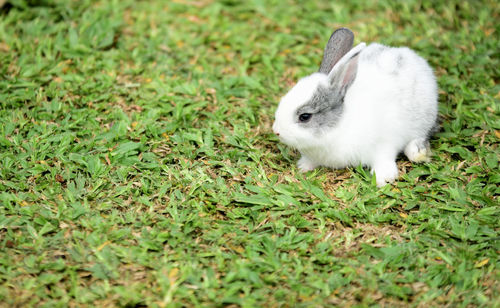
[277,135,301,150]
[273,132,290,145]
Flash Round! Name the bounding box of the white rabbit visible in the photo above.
[272,28,438,187]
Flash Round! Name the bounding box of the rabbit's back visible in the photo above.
[344,43,438,141]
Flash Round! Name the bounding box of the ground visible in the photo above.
[0,0,499,307]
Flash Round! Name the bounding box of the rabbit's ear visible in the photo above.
[318,28,354,74]
[327,49,362,97]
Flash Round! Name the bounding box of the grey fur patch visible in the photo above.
[396,54,404,68]
[296,85,344,133]
[391,53,404,75]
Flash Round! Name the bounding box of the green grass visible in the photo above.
[0,0,499,307]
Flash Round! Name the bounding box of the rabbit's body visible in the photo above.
[273,29,438,186]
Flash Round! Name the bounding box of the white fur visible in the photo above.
[273,43,438,187]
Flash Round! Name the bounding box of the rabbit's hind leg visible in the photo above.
[404,138,431,163]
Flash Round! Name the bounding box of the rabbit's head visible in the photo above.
[273,28,365,150]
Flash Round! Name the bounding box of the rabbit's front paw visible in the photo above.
[372,161,399,187]
[297,156,317,172]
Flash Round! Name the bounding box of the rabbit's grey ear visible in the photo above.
[318,28,354,74]
[328,51,361,97]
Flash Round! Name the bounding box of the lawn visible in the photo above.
[0,0,499,307]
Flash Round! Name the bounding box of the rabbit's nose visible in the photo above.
[272,124,280,136]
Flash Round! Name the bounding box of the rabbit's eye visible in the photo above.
[298,113,312,123]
